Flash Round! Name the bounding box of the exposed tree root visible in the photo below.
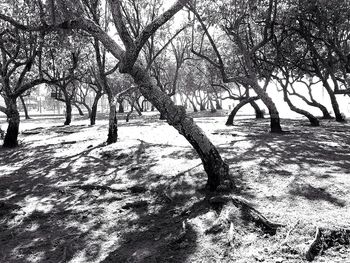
[305,227,350,261]
[208,196,283,235]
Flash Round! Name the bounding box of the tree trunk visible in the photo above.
[210,100,216,113]
[226,97,258,126]
[250,100,264,119]
[126,103,134,122]
[319,105,332,119]
[82,102,92,118]
[74,103,84,116]
[90,93,101,125]
[3,97,20,148]
[107,100,118,144]
[249,81,282,132]
[283,88,319,126]
[290,91,332,119]
[117,98,124,113]
[159,111,166,120]
[136,98,143,112]
[215,99,222,110]
[64,100,72,125]
[129,63,230,190]
[200,103,206,111]
[20,96,30,120]
[189,100,198,112]
[323,82,345,122]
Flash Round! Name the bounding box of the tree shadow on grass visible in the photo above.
[288,182,346,207]
[0,128,216,263]
[214,118,350,207]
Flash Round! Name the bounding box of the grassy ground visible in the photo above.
[0,112,349,263]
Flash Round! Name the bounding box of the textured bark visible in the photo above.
[3,97,20,148]
[107,101,118,144]
[250,101,264,119]
[64,100,72,125]
[159,111,166,120]
[20,96,30,119]
[226,97,259,126]
[283,89,319,126]
[129,63,230,190]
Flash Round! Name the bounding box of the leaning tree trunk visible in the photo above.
[81,102,91,118]
[250,100,264,119]
[106,98,118,144]
[293,92,332,119]
[323,82,344,122]
[249,81,282,132]
[318,104,332,119]
[64,100,72,125]
[19,96,30,120]
[128,63,230,190]
[90,93,102,125]
[3,97,20,148]
[226,97,258,126]
[74,103,84,116]
[283,88,319,126]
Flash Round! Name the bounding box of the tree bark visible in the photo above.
[249,81,282,132]
[81,102,92,118]
[215,99,222,110]
[159,111,166,120]
[129,63,230,190]
[283,88,319,126]
[323,82,345,122]
[64,100,72,125]
[19,95,30,120]
[189,99,198,112]
[74,103,84,116]
[3,97,20,148]
[117,98,124,113]
[210,100,216,113]
[107,99,118,144]
[226,97,258,126]
[290,89,332,119]
[90,93,102,125]
[250,100,264,119]
[318,105,332,119]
